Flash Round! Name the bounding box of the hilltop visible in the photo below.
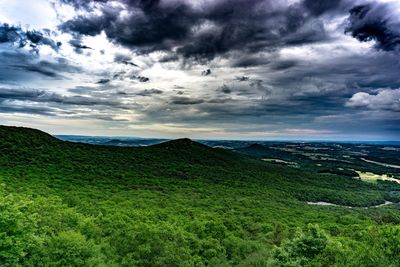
[0,125,59,145]
[0,125,400,266]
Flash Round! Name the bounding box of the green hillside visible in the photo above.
[0,125,400,266]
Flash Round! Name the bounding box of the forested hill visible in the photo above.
[0,125,249,173]
[0,125,60,146]
[1,125,400,266]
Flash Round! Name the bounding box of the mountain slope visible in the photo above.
[0,125,59,146]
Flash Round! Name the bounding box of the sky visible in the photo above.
[0,0,400,140]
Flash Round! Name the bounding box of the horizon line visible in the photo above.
[54,134,400,144]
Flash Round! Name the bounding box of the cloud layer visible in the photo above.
[59,0,342,62]
[0,0,399,139]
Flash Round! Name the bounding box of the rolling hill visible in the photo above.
[0,125,400,266]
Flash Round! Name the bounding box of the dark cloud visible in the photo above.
[235,76,250,82]
[345,2,400,52]
[0,88,44,99]
[249,79,265,89]
[131,75,150,82]
[60,0,191,51]
[59,0,108,10]
[136,88,163,96]
[231,55,271,68]
[171,96,204,105]
[59,0,339,62]
[302,0,349,16]
[14,59,80,78]
[0,24,24,46]
[0,51,81,82]
[12,64,59,77]
[59,7,116,36]
[270,60,298,71]
[106,70,148,82]
[0,23,61,52]
[97,78,110,84]
[113,53,127,62]
[69,41,93,50]
[44,93,123,107]
[220,84,232,94]
[201,69,211,76]
[112,71,125,79]
[159,54,179,63]
[0,87,127,112]
[0,101,55,116]
[114,54,139,67]
[282,20,328,46]
[26,30,62,51]
[69,37,93,53]
[123,61,139,67]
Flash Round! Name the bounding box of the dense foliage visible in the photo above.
[0,125,400,266]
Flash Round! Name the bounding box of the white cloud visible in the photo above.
[346,89,400,111]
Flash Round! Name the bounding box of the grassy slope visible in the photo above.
[1,125,400,266]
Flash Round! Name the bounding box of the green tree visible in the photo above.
[270,224,329,266]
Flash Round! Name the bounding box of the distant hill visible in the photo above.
[149,138,243,165]
[235,143,300,161]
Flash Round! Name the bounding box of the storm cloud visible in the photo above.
[59,0,345,62]
[345,2,400,52]
[0,23,61,51]
[171,96,204,105]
